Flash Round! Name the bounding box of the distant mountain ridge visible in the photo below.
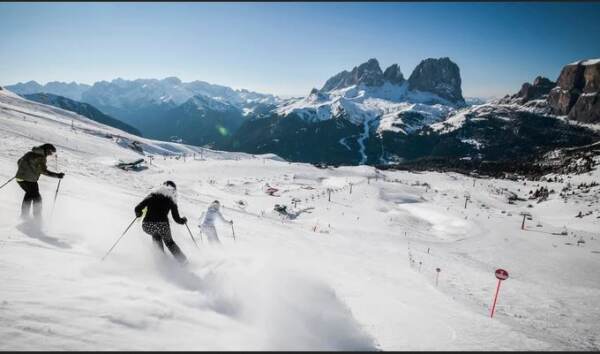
[7,77,280,146]
[22,93,143,136]
[8,81,91,101]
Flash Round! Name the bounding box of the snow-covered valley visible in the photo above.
[1,89,599,350]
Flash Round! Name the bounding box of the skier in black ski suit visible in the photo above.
[15,143,65,219]
[134,181,188,264]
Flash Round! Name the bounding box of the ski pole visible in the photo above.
[53,179,62,205]
[0,176,15,190]
[184,222,201,248]
[50,179,62,219]
[231,221,236,241]
[102,217,138,261]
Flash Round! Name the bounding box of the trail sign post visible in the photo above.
[519,212,531,230]
[435,268,441,287]
[490,268,509,318]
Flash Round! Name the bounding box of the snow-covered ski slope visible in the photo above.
[1,89,599,350]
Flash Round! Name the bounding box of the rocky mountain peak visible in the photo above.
[354,58,384,86]
[320,58,384,92]
[162,76,182,85]
[383,64,405,85]
[532,76,554,88]
[548,58,600,123]
[519,76,555,102]
[500,76,556,105]
[408,57,464,105]
[357,58,381,73]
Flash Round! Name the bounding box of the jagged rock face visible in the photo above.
[353,59,385,87]
[519,76,556,102]
[569,94,600,123]
[548,64,586,115]
[499,76,556,104]
[569,61,600,123]
[383,64,405,85]
[548,59,600,123]
[408,58,464,104]
[321,58,384,92]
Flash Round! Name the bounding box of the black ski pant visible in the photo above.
[17,181,42,218]
[142,222,187,263]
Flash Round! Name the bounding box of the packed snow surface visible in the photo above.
[1,89,599,350]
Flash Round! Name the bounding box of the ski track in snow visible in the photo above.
[357,119,371,165]
[1,89,600,350]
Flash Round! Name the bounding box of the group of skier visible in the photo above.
[11,144,233,264]
[134,180,233,264]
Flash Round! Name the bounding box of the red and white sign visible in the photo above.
[495,269,509,280]
[490,268,509,318]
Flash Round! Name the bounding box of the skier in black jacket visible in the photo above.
[135,181,188,263]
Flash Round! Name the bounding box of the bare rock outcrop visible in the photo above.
[321,58,384,92]
[408,57,464,105]
[383,64,405,85]
[548,59,600,123]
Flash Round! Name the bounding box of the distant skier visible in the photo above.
[135,181,188,264]
[15,144,65,220]
[198,200,233,244]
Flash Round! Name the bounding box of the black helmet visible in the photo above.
[163,180,177,189]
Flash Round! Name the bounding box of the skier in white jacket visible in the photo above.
[198,200,233,244]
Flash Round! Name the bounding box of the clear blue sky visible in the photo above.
[1,2,599,98]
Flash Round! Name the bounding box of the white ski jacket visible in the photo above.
[198,205,231,227]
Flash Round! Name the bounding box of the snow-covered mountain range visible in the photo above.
[6,56,600,167]
[4,57,468,150]
[229,57,600,166]
[7,81,91,101]
[274,57,464,132]
[81,77,279,112]
[7,77,280,147]
[8,77,278,110]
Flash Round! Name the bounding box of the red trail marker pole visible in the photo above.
[520,212,531,230]
[490,269,509,318]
